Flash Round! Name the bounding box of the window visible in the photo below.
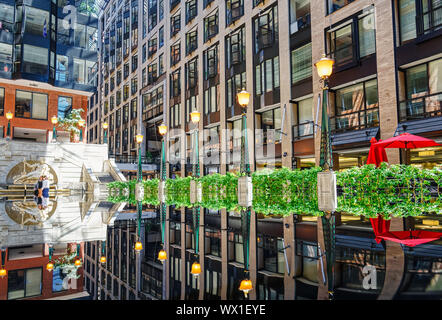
[289,0,311,34]
[254,5,278,53]
[186,58,198,89]
[204,45,218,79]
[226,0,244,26]
[23,45,48,75]
[171,13,181,38]
[148,0,158,31]
[228,232,244,263]
[293,97,314,139]
[291,43,312,84]
[226,26,245,68]
[148,62,158,84]
[142,43,147,63]
[0,3,14,33]
[131,99,137,120]
[24,6,49,37]
[295,241,319,283]
[327,0,354,14]
[56,55,68,82]
[116,90,122,105]
[159,54,165,75]
[148,37,158,58]
[226,72,246,112]
[170,103,181,128]
[132,54,138,72]
[170,69,181,97]
[399,0,442,43]
[204,85,218,114]
[259,107,282,144]
[159,0,164,20]
[399,58,442,121]
[7,268,42,300]
[131,77,138,95]
[258,236,285,274]
[332,79,379,132]
[186,29,198,55]
[171,42,181,66]
[124,63,130,79]
[255,57,280,95]
[186,0,198,23]
[73,59,95,84]
[15,90,48,120]
[0,87,4,116]
[327,12,376,67]
[204,11,219,42]
[205,227,221,256]
[124,84,130,101]
[58,96,73,119]
[185,95,198,122]
[159,26,165,47]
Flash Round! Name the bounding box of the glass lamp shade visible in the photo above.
[157,249,167,263]
[0,268,6,278]
[46,262,54,272]
[314,55,334,79]
[158,123,167,136]
[78,119,86,127]
[136,134,144,144]
[74,258,82,267]
[102,122,109,130]
[190,262,202,277]
[5,111,13,120]
[135,241,143,252]
[237,90,250,108]
[51,116,58,125]
[239,279,253,298]
[100,256,106,264]
[190,111,201,124]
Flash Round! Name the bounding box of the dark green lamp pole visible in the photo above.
[103,122,108,144]
[135,133,144,253]
[5,112,12,140]
[51,116,58,142]
[315,54,336,300]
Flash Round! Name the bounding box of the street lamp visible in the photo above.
[46,245,54,272]
[236,89,252,298]
[5,111,13,140]
[157,248,167,263]
[135,133,144,254]
[0,248,6,278]
[157,122,168,269]
[78,119,85,142]
[51,116,58,143]
[102,122,109,144]
[100,241,106,264]
[314,54,336,300]
[74,243,82,267]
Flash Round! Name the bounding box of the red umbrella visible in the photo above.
[369,215,391,243]
[374,133,441,149]
[367,137,389,167]
[377,230,442,247]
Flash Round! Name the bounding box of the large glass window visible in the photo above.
[0,3,14,33]
[22,45,48,75]
[226,0,244,26]
[254,5,278,53]
[226,26,245,68]
[24,7,49,37]
[58,96,73,119]
[74,58,85,84]
[255,57,280,95]
[15,90,48,120]
[56,55,68,82]
[204,85,218,114]
[333,79,379,132]
[258,236,285,274]
[291,43,312,84]
[293,97,314,139]
[0,43,13,73]
[7,268,42,300]
[204,10,219,42]
[289,0,311,34]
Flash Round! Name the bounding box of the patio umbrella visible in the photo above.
[370,215,391,243]
[377,230,442,247]
[367,137,389,167]
[374,133,441,149]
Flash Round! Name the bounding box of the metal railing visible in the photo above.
[399,92,442,122]
[110,154,161,165]
[292,122,314,140]
[330,108,379,133]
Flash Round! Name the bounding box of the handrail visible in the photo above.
[398,92,442,122]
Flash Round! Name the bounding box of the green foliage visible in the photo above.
[56,108,85,136]
[106,165,442,218]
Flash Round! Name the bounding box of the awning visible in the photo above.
[395,117,442,136]
[331,127,379,146]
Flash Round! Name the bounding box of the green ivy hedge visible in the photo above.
[107,164,442,218]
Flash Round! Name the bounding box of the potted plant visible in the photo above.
[56,108,85,143]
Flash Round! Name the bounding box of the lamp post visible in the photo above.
[74,243,82,267]
[51,116,58,143]
[5,111,13,140]
[46,244,54,272]
[78,119,85,142]
[237,90,253,298]
[314,54,336,300]
[102,122,109,144]
[189,110,201,278]
[0,248,6,278]
[135,133,144,254]
[100,241,106,264]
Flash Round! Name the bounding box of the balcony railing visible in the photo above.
[292,122,314,140]
[110,154,161,165]
[330,108,380,133]
[399,92,442,122]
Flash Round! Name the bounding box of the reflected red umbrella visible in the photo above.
[367,137,389,167]
[370,215,391,243]
[374,133,441,149]
[377,230,442,247]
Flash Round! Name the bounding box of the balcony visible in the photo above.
[110,154,161,166]
[292,122,314,140]
[399,92,442,122]
[330,108,379,134]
